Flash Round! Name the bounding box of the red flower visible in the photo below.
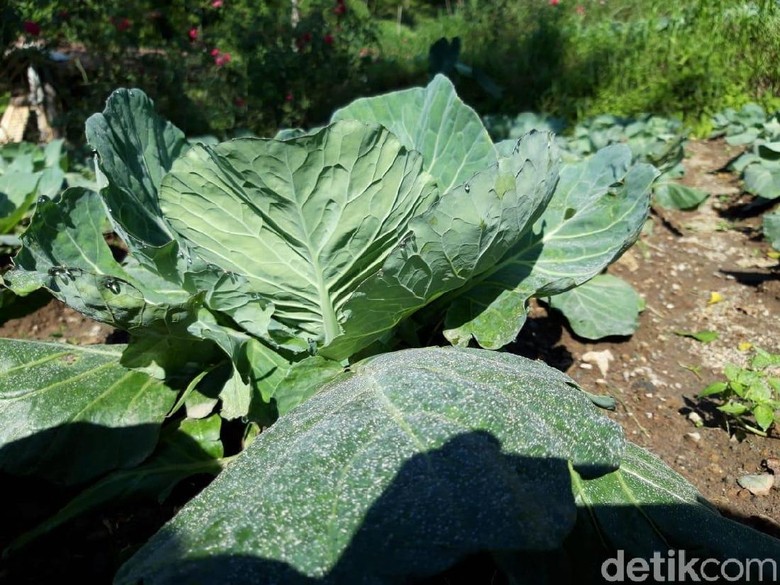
[23,21,41,36]
[210,47,221,56]
[114,18,131,32]
[285,91,294,102]
[212,0,224,7]
[296,31,313,50]
[214,52,231,67]
[323,33,334,46]
[188,27,199,41]
[334,0,346,16]
[549,0,560,5]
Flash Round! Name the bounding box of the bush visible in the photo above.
[367,0,780,135]
[2,1,379,139]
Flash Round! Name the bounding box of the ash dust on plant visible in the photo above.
[509,137,780,540]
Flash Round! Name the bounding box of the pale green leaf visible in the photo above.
[753,403,776,431]
[744,162,780,200]
[332,74,496,193]
[548,274,644,340]
[160,120,437,348]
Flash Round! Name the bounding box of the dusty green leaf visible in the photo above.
[569,442,780,561]
[0,339,177,484]
[116,347,624,585]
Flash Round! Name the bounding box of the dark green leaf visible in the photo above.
[0,339,177,484]
[5,415,224,555]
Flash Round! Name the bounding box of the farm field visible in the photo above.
[0,126,778,585]
[2,2,780,584]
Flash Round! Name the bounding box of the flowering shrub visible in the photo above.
[194,0,378,132]
[3,1,378,138]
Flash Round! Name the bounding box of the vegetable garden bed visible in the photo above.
[0,79,779,584]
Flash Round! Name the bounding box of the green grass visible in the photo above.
[365,0,780,136]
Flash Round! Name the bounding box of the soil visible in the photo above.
[0,137,778,583]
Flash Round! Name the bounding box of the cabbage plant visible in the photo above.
[2,77,779,583]
[3,76,656,417]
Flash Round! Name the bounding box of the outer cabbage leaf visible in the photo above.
[443,145,657,349]
[764,209,780,250]
[2,188,193,330]
[568,442,780,564]
[1,188,277,419]
[115,347,624,585]
[0,339,177,485]
[743,159,780,200]
[332,73,496,193]
[85,88,188,252]
[548,274,645,340]
[653,176,709,210]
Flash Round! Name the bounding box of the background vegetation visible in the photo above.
[2,0,780,140]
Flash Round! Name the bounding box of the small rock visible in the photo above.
[737,474,775,496]
[582,349,614,377]
[614,249,639,272]
[687,411,704,428]
[685,432,701,443]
